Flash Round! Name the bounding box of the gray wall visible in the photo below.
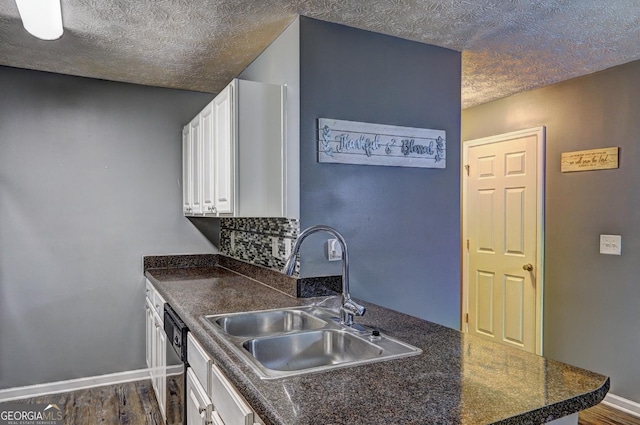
[299,17,462,329]
[0,66,216,390]
[461,60,640,402]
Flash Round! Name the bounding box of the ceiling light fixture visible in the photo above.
[14,0,63,40]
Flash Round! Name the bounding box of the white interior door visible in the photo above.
[463,127,545,354]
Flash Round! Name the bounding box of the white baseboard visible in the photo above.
[0,368,152,403]
[603,393,640,418]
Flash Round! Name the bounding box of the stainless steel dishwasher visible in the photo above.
[164,303,188,425]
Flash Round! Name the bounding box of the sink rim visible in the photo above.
[209,306,329,338]
[201,305,423,380]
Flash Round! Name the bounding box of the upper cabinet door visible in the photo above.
[200,102,216,215]
[213,81,235,215]
[182,126,193,215]
[189,115,203,215]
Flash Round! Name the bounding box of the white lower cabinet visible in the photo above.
[186,333,262,425]
[145,280,167,422]
[145,300,153,369]
[186,367,213,425]
[154,320,166,419]
[210,363,258,425]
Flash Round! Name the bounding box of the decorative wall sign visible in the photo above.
[317,118,446,168]
[561,147,619,172]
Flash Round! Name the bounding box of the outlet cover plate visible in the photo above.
[600,234,621,255]
[271,236,279,258]
[327,239,342,261]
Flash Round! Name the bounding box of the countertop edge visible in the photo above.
[492,377,610,425]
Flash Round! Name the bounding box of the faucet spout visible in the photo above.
[282,225,365,328]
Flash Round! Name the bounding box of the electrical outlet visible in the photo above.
[327,239,342,261]
[230,231,235,252]
[600,234,621,255]
[284,238,292,258]
[271,236,279,258]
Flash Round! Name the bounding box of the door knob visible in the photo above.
[523,263,533,272]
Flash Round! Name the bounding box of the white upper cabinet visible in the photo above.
[183,114,203,215]
[182,78,286,218]
[212,82,234,215]
[200,102,216,214]
[235,79,286,218]
[191,115,203,215]
[182,126,192,215]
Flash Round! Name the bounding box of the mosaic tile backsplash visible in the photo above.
[220,217,299,274]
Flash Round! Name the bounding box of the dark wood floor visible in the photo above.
[579,403,640,425]
[2,379,639,424]
[0,379,162,425]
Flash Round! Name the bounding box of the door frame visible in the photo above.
[461,126,546,355]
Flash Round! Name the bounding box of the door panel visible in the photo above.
[477,190,495,252]
[475,271,495,336]
[478,155,496,177]
[505,188,525,255]
[504,274,525,345]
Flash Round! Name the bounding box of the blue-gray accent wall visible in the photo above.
[298,17,462,329]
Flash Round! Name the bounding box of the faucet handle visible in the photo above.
[342,299,366,317]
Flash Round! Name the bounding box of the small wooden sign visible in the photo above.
[561,147,619,173]
[317,118,446,169]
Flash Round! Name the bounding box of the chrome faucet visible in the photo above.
[282,225,366,328]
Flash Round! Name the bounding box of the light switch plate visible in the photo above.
[600,234,621,255]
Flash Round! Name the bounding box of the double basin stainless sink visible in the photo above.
[203,306,422,379]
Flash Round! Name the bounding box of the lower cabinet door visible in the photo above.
[186,367,212,425]
[211,411,225,425]
[155,318,167,421]
[210,363,254,425]
[145,301,153,369]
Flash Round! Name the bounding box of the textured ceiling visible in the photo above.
[1,0,639,108]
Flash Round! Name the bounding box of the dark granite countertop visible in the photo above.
[145,262,609,425]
